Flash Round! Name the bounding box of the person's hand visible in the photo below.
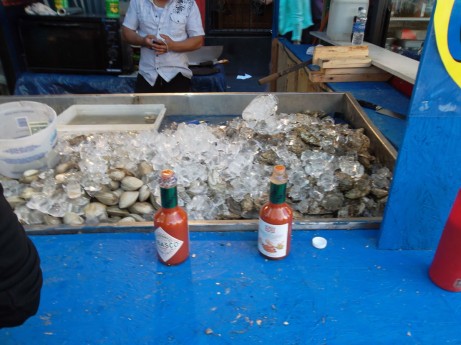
[158,34,174,53]
[152,36,169,54]
[142,34,156,50]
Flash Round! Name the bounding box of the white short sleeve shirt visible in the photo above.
[123,0,205,85]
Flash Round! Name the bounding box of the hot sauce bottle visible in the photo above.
[258,165,293,260]
[153,169,189,265]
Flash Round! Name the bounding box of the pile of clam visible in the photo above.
[1,108,393,227]
[3,159,161,226]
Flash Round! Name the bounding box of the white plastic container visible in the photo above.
[0,101,59,178]
[326,0,369,42]
[56,104,166,132]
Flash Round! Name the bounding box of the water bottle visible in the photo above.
[351,7,367,45]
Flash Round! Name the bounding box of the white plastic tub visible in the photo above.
[57,104,166,132]
[0,101,59,178]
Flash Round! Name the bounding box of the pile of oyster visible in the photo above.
[1,98,392,227]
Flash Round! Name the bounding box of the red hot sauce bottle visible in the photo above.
[258,165,293,260]
[153,169,189,265]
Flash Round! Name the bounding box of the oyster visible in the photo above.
[345,176,372,200]
[2,104,393,226]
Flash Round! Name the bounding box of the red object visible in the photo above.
[259,203,293,259]
[389,76,414,98]
[154,206,189,265]
[400,29,417,40]
[153,170,189,266]
[195,0,206,29]
[429,189,461,291]
[258,165,293,260]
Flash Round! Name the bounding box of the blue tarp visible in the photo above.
[14,66,227,95]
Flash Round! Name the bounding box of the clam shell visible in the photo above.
[138,161,153,177]
[109,180,120,190]
[43,214,62,226]
[20,187,38,200]
[63,212,84,225]
[19,172,39,184]
[129,202,154,215]
[6,196,26,208]
[112,188,124,198]
[55,162,76,174]
[119,191,139,209]
[94,191,119,206]
[55,173,68,184]
[118,216,137,223]
[106,216,122,223]
[107,206,130,217]
[129,213,146,222]
[138,185,151,202]
[84,202,108,221]
[121,176,143,191]
[150,194,161,210]
[23,169,40,177]
[109,169,126,182]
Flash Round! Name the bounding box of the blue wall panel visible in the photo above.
[379,6,461,249]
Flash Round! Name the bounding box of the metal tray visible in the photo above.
[57,104,166,132]
[0,92,396,233]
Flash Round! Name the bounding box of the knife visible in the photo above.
[357,100,406,120]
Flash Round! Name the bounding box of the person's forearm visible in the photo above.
[165,35,204,53]
[122,26,150,47]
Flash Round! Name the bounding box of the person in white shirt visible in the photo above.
[122,0,205,92]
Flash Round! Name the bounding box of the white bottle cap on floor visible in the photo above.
[312,236,328,249]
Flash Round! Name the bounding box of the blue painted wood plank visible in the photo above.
[1,231,461,344]
[379,8,461,249]
[329,81,409,149]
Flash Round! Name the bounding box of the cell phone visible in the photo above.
[153,36,166,44]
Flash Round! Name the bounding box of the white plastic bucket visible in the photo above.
[0,101,59,178]
[326,0,369,42]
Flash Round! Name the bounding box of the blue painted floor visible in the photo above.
[1,230,460,344]
[225,74,270,92]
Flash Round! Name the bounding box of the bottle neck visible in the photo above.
[269,182,287,204]
[160,186,178,209]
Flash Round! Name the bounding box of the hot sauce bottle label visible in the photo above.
[258,218,289,258]
[155,227,184,262]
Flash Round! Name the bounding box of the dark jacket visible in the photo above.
[0,183,43,328]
